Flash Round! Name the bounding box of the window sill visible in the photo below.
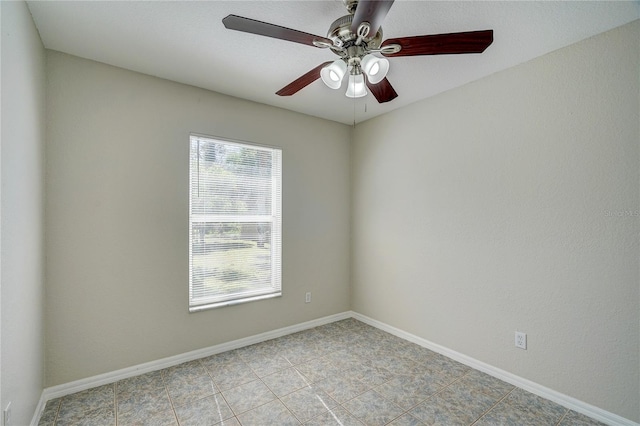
[189,292,282,312]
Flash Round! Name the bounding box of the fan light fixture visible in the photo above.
[345,72,367,98]
[320,60,347,89]
[361,54,389,84]
[320,53,389,98]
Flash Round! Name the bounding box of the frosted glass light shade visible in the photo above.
[345,73,367,98]
[361,54,389,84]
[320,60,347,89]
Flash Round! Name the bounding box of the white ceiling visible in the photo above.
[27,0,639,125]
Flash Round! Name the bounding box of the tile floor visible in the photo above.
[38,318,606,426]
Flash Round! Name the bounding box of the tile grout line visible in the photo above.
[469,386,517,426]
[379,364,473,424]
[555,408,571,426]
[204,358,243,425]
[114,382,118,426]
[253,355,301,426]
[269,374,305,425]
[53,398,61,425]
[371,372,440,425]
[201,356,253,424]
[162,367,184,426]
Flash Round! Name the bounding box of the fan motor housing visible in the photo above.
[327,14,383,53]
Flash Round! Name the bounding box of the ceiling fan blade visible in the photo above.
[382,30,493,57]
[366,77,398,103]
[276,61,333,96]
[351,0,395,36]
[223,15,333,47]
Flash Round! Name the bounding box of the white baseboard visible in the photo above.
[30,397,47,426]
[351,312,638,426]
[30,311,350,425]
[31,310,637,426]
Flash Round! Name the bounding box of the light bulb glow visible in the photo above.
[369,62,380,76]
[320,60,347,89]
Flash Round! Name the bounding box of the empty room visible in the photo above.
[1,0,638,425]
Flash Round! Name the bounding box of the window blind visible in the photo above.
[189,135,282,311]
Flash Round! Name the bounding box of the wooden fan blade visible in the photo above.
[366,77,398,103]
[350,0,394,36]
[382,30,493,57]
[223,15,333,47]
[276,61,333,96]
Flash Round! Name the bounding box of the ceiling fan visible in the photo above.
[223,0,493,103]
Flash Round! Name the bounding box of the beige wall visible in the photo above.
[45,52,351,386]
[352,20,639,422]
[1,1,47,424]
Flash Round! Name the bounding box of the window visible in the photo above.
[189,135,282,311]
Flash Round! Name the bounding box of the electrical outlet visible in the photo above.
[515,331,527,350]
[305,292,311,303]
[4,401,12,426]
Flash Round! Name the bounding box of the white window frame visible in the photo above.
[188,134,282,312]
